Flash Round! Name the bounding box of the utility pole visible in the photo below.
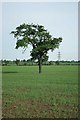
[58,51,61,62]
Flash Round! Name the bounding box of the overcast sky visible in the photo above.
[1,2,78,61]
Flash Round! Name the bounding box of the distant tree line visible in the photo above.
[0,59,79,66]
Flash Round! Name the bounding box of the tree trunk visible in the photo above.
[38,59,42,74]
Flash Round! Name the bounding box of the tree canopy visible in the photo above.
[11,23,62,73]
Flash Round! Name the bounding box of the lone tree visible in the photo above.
[11,23,62,73]
[15,59,20,66]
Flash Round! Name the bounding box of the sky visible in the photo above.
[1,0,79,2]
[1,2,78,61]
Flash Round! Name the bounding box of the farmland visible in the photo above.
[2,65,78,118]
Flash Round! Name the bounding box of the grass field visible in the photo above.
[2,65,78,118]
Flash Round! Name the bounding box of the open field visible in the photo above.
[2,65,78,118]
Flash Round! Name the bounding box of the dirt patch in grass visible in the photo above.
[16,86,31,93]
[2,98,54,118]
[2,98,78,118]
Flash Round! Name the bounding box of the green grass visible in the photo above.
[0,66,2,119]
[2,65,78,118]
